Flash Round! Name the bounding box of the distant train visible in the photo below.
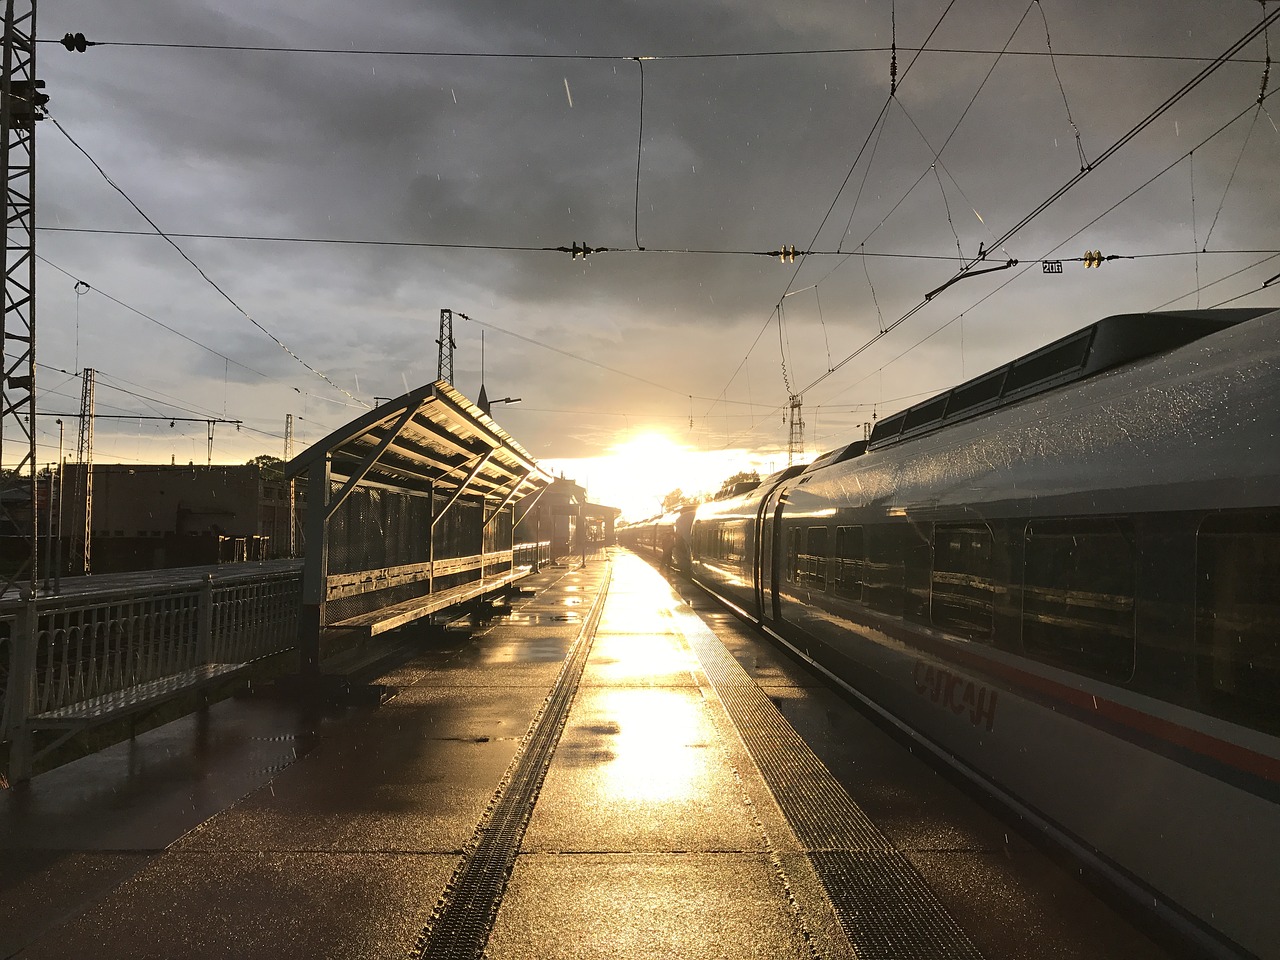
[620,307,1280,959]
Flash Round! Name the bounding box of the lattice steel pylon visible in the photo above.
[72,368,93,574]
[437,308,456,384]
[285,412,296,556]
[787,394,804,466]
[0,0,44,595]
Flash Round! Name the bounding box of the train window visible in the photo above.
[1022,518,1135,682]
[863,526,906,616]
[727,522,746,564]
[1196,511,1280,732]
[785,527,800,583]
[904,523,933,623]
[833,525,864,601]
[932,524,994,640]
[798,526,828,588]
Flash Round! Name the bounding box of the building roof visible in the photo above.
[286,380,552,506]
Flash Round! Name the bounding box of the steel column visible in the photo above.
[299,455,331,674]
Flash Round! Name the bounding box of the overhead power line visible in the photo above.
[812,85,1280,413]
[37,255,275,380]
[979,5,1280,261]
[41,36,1269,65]
[796,6,1280,400]
[701,0,961,435]
[455,312,768,407]
[46,116,369,408]
[37,226,974,261]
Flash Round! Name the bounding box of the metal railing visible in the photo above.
[2,565,302,782]
[1,544,555,783]
[513,540,552,570]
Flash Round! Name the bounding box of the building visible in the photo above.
[516,476,619,559]
[49,462,302,574]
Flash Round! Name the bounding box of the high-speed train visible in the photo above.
[625,307,1280,959]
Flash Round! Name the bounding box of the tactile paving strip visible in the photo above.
[409,564,612,960]
[671,603,985,960]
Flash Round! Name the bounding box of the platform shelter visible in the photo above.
[286,380,553,673]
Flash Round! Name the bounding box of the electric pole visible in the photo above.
[285,413,296,556]
[72,368,94,574]
[437,308,456,383]
[787,394,804,466]
[0,0,44,594]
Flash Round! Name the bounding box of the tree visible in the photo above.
[247,454,285,480]
[661,488,688,512]
[715,470,760,498]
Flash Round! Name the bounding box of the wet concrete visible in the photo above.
[0,550,1178,959]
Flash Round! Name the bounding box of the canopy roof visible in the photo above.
[286,380,552,507]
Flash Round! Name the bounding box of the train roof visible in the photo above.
[866,308,1270,452]
[760,463,808,485]
[800,440,868,474]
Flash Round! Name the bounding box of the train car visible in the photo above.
[689,307,1280,959]
[619,507,696,569]
[617,511,676,565]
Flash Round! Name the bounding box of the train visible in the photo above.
[619,306,1280,959]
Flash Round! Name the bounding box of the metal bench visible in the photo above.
[328,568,530,638]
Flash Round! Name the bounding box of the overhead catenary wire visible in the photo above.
[815,2,1052,309]
[813,86,1280,413]
[455,312,771,406]
[730,91,1280,445]
[1155,250,1280,311]
[713,0,1044,430]
[35,361,336,457]
[46,116,369,408]
[40,36,1271,65]
[37,226,993,261]
[720,0,1020,425]
[37,256,276,381]
[702,0,961,431]
[1201,104,1263,250]
[977,6,1280,261]
[36,361,231,423]
[1036,0,1089,171]
[43,13,1277,466]
[794,8,1280,401]
[633,57,646,250]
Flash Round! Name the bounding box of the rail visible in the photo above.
[1,564,303,783]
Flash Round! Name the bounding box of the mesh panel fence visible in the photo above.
[323,483,506,626]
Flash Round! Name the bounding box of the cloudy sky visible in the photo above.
[29,0,1280,516]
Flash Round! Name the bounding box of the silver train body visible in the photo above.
[671,308,1279,959]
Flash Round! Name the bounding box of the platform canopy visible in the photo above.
[286,380,552,509]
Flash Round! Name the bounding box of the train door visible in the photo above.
[755,498,770,619]
[758,486,788,624]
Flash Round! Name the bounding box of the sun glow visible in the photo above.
[543,430,782,522]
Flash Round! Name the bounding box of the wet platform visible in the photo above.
[1,549,1177,959]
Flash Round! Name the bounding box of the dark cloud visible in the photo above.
[31,0,1279,478]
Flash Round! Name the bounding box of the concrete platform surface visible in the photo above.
[0,550,1177,959]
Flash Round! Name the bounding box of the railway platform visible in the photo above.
[0,548,1179,960]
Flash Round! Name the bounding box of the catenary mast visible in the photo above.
[0,0,43,593]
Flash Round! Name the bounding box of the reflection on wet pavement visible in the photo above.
[0,549,1180,960]
[586,689,705,802]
